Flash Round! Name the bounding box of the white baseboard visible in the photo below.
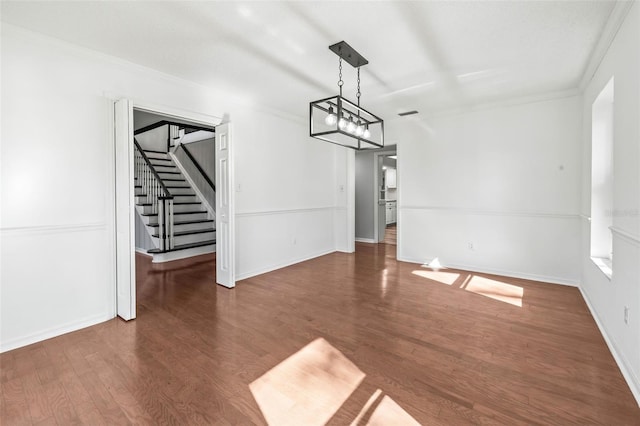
[135,247,152,257]
[355,238,376,243]
[236,248,335,281]
[579,286,640,406]
[151,244,215,263]
[0,312,112,353]
[397,256,579,287]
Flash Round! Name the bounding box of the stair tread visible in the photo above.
[147,219,214,227]
[161,178,186,182]
[143,149,168,154]
[139,193,195,197]
[148,239,216,254]
[152,228,215,238]
[142,210,206,217]
[138,201,199,206]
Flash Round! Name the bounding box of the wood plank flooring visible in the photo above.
[383,224,397,245]
[1,244,639,424]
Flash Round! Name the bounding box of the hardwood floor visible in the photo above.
[383,224,397,245]
[2,245,639,425]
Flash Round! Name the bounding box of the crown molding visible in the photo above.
[579,1,635,90]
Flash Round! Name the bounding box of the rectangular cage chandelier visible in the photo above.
[310,41,384,150]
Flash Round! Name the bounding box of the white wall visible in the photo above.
[0,25,342,352]
[233,113,340,279]
[355,151,376,241]
[579,3,640,403]
[396,95,583,285]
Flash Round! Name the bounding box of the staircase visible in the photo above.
[135,147,216,263]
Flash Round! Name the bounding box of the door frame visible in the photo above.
[350,147,398,248]
[372,152,384,243]
[114,98,228,320]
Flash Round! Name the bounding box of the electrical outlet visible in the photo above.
[339,184,345,193]
[624,306,630,324]
[468,242,474,250]
[292,237,297,245]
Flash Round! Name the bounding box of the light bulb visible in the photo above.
[363,126,371,139]
[355,121,364,136]
[346,117,356,133]
[324,107,337,126]
[338,116,347,130]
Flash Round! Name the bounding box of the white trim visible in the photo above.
[397,255,580,287]
[152,244,215,263]
[579,286,640,406]
[355,238,376,243]
[178,131,215,145]
[134,104,222,129]
[0,222,106,235]
[236,206,336,217]
[235,249,335,281]
[610,226,640,247]
[400,205,580,220]
[579,1,635,90]
[590,256,613,280]
[372,149,398,243]
[135,248,152,257]
[0,313,112,353]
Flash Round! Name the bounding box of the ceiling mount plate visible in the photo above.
[329,41,368,68]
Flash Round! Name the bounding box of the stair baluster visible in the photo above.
[134,140,174,251]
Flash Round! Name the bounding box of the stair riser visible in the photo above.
[172,195,198,203]
[153,231,216,246]
[140,212,209,225]
[158,172,183,180]
[136,193,188,203]
[152,165,177,173]
[139,204,203,214]
[174,212,209,221]
[151,222,214,233]
[166,187,194,195]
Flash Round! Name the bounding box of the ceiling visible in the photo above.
[1,1,617,121]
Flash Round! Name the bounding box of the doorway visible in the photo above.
[114,99,235,321]
[354,146,397,247]
[380,153,397,245]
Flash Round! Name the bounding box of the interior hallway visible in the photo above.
[1,246,639,424]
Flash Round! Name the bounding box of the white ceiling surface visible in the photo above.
[1,1,616,120]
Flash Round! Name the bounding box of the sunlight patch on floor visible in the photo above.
[249,338,365,426]
[350,389,420,426]
[412,269,460,285]
[465,275,524,307]
[366,395,421,425]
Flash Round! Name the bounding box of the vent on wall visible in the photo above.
[398,110,419,116]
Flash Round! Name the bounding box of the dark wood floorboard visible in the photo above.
[1,244,639,424]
